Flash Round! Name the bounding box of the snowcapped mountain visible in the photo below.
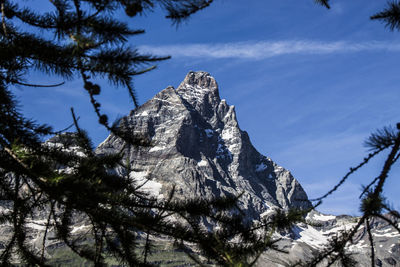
[95,71,399,266]
[97,71,312,220]
[96,71,400,266]
[1,71,399,266]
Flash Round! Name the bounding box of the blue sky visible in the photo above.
[15,1,400,215]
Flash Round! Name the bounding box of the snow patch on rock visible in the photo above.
[313,213,336,221]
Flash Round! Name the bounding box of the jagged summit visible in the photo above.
[176,71,223,120]
[3,72,399,266]
[98,71,312,220]
[179,71,218,90]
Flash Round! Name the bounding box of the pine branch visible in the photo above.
[307,214,367,267]
[364,126,397,151]
[164,0,214,24]
[11,80,65,88]
[374,213,400,234]
[310,147,384,203]
[1,1,8,37]
[314,0,330,9]
[371,1,400,31]
[40,201,55,262]
[365,218,375,267]
[371,125,400,197]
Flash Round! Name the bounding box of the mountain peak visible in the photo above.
[180,71,217,89]
[98,71,312,219]
[176,71,221,119]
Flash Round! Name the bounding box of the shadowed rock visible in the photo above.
[97,71,312,220]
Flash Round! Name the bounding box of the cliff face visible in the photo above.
[94,71,400,266]
[97,71,312,220]
[2,71,398,266]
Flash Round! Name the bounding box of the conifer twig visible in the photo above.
[1,0,8,37]
[12,81,65,88]
[310,148,384,203]
[366,218,375,267]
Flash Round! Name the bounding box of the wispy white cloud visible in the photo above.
[139,40,400,59]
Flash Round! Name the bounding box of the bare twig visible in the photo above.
[1,0,8,37]
[41,201,55,261]
[374,213,400,234]
[366,218,375,267]
[12,81,65,88]
[310,148,384,202]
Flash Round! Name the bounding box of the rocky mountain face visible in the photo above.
[97,71,312,221]
[1,71,399,266]
[95,71,399,266]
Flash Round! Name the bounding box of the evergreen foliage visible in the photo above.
[314,0,330,9]
[371,1,400,31]
[0,0,400,266]
[0,0,301,266]
[303,124,400,267]
[301,2,400,266]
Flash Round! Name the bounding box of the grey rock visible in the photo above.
[97,71,399,266]
[1,71,399,266]
[97,71,312,220]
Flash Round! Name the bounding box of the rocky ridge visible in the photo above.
[0,71,399,266]
[97,71,312,221]
[96,71,400,266]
